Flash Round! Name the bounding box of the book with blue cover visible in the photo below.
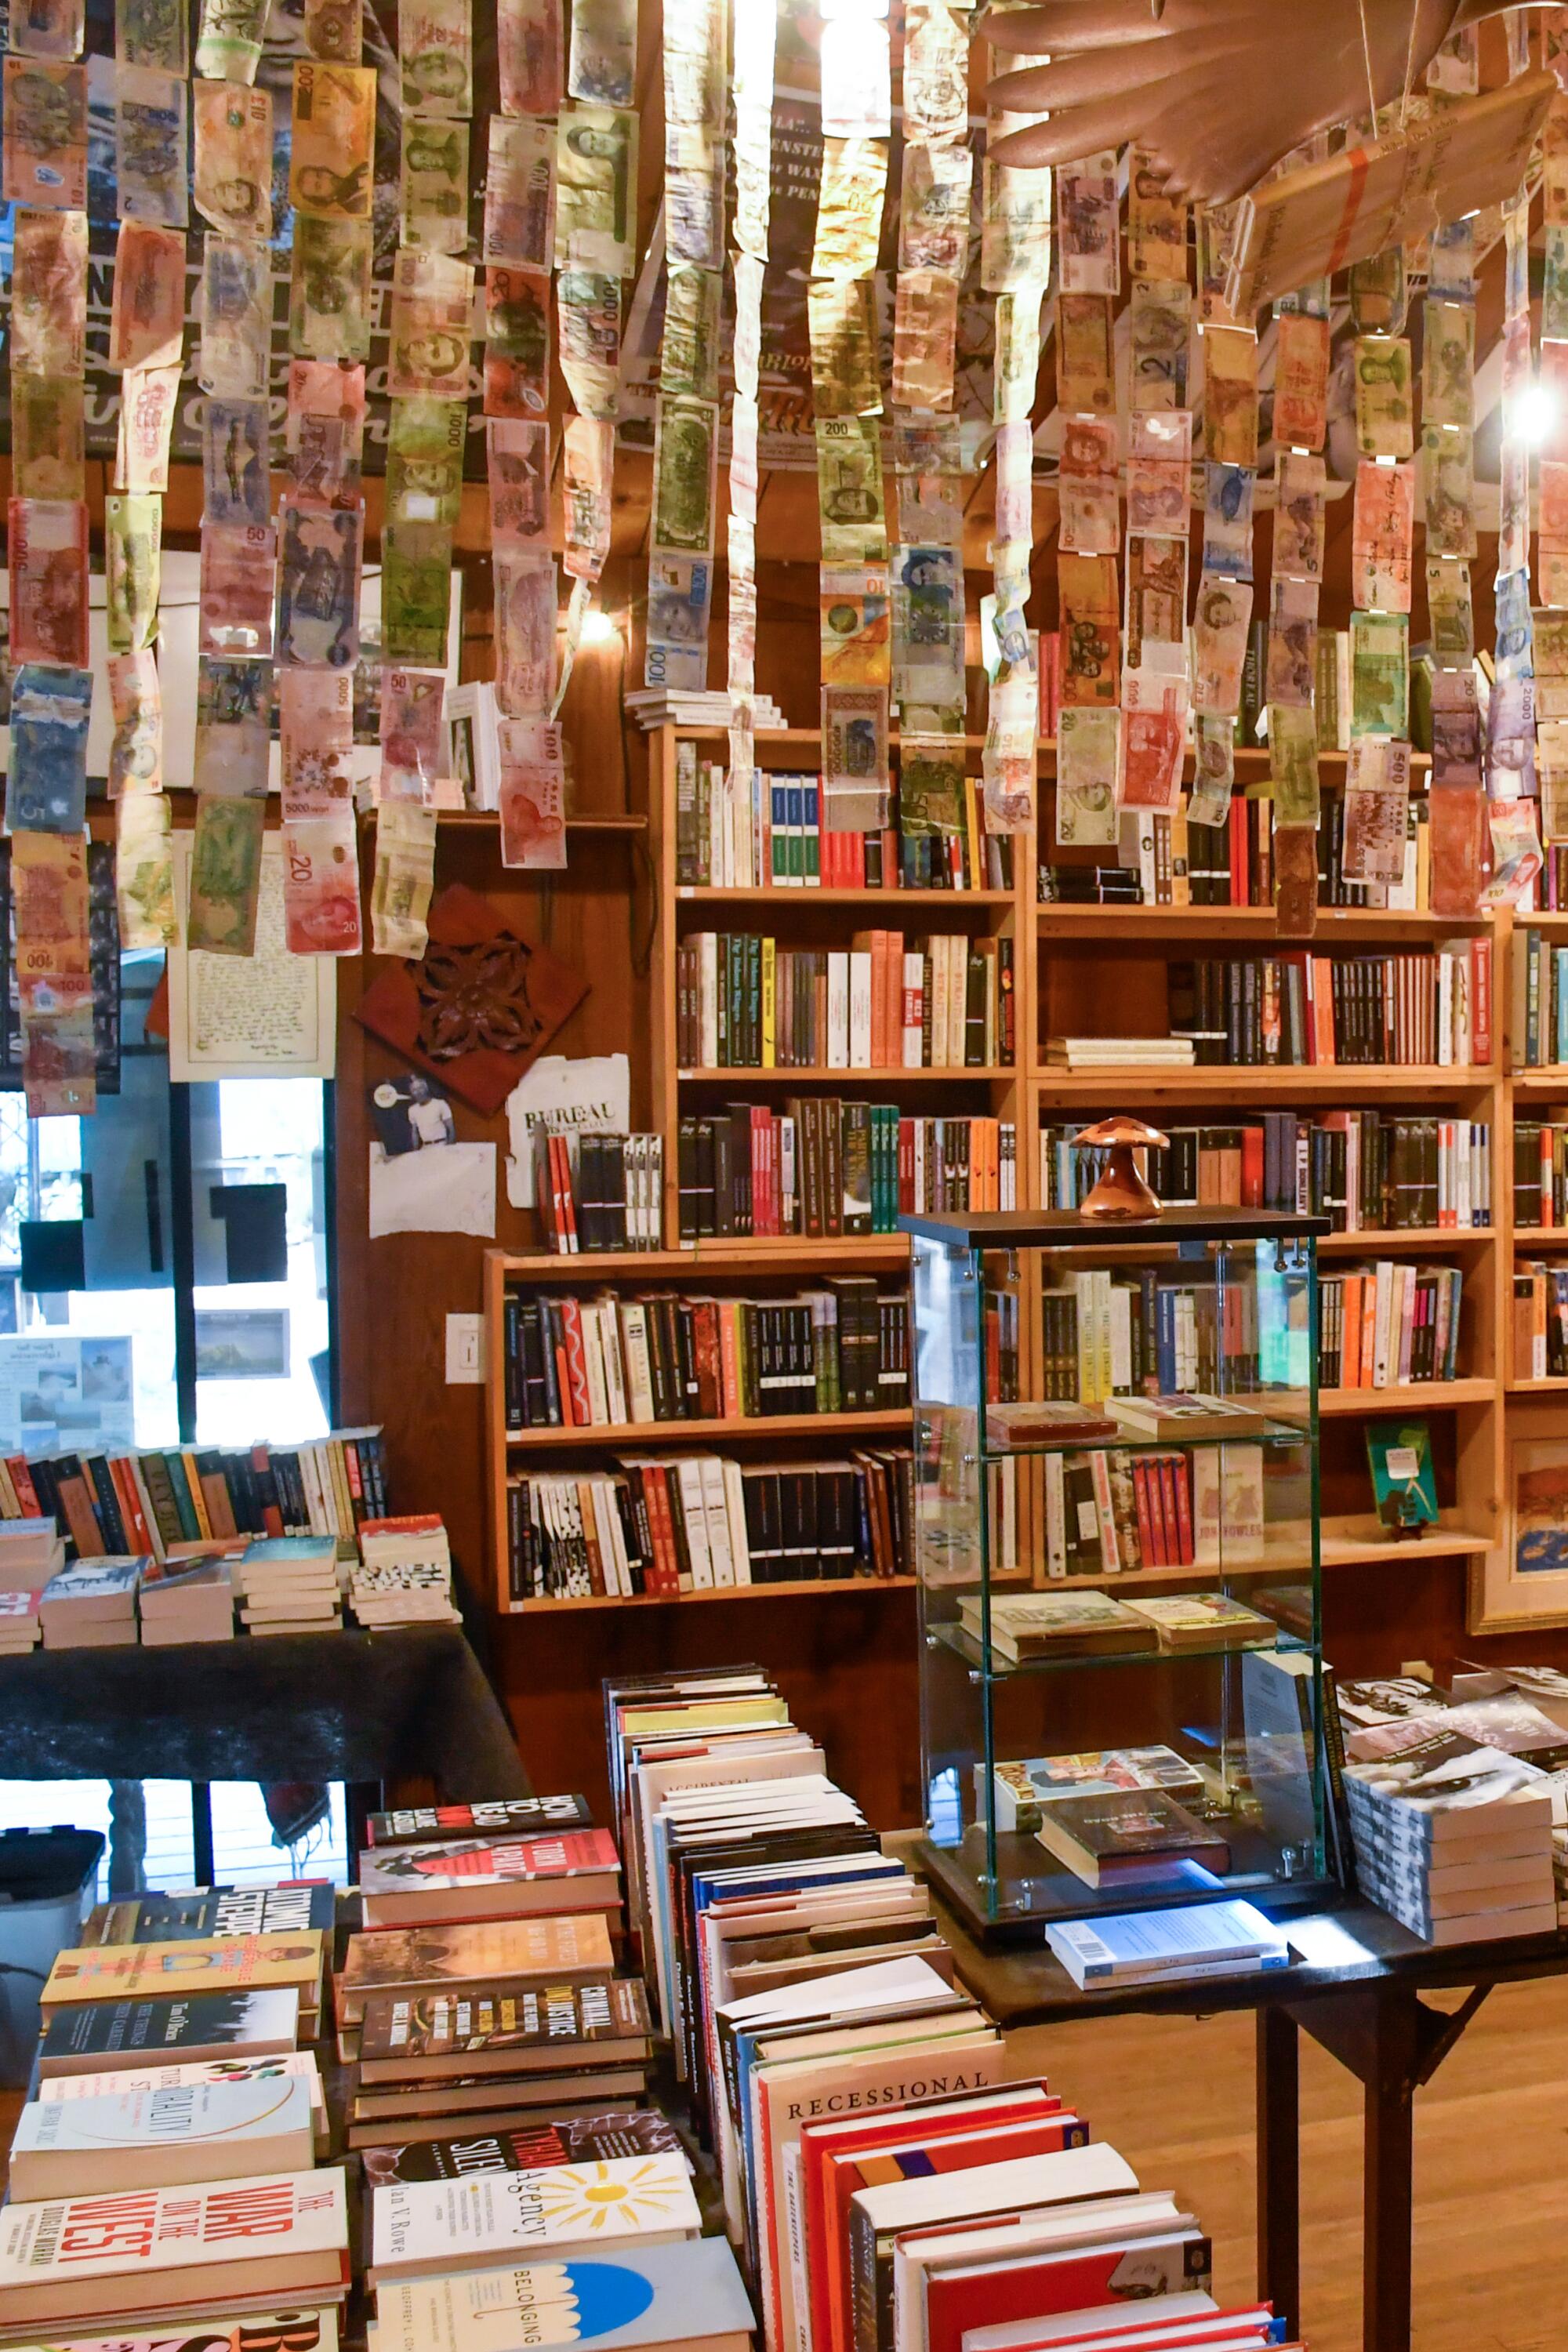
[374,2235,754,2351]
[1046,1899,1290,1988]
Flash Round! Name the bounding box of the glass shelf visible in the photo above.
[932,1621,1314,1679]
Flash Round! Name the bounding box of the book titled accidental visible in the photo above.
[1045,1900,1290,1990]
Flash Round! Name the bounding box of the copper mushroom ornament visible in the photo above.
[1073,1116,1169,1221]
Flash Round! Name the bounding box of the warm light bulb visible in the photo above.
[1515,382,1558,445]
[581,609,621,645]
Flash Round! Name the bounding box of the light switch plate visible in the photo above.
[446,1312,484,1383]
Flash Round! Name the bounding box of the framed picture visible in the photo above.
[1475,1432,1568,1632]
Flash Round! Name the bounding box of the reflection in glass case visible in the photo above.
[903,1207,1330,1934]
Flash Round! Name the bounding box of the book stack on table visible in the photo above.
[234,1536,344,1636]
[38,1557,143,1650]
[137,1554,236,1644]
[0,1587,40,1653]
[0,1900,347,2348]
[1339,1686,1561,1944]
[348,1516,460,1629]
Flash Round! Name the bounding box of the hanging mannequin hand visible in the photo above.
[985,0,1530,202]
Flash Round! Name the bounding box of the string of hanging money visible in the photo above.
[722,0,771,883]
[5,8,103,1114]
[810,0,892,852]
[1534,8,1568,869]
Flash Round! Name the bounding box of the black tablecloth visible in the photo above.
[0,1625,529,1796]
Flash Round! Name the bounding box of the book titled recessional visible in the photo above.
[368,2157,702,2285]
[359,2109,684,2185]
[38,1990,303,2078]
[366,1796,596,1847]
[372,2237,754,2352]
[0,2170,350,2331]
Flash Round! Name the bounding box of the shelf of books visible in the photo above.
[477,731,1568,1631]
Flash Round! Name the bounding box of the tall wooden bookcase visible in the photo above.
[483,725,1552,1632]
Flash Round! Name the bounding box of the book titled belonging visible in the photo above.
[372,2237,753,2352]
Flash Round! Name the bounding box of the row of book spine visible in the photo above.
[1513,1120,1568,1225]
[675,931,1014,1069]
[505,1448,914,1600]
[1512,932,1568,1066]
[1042,1443,1265,1580]
[677,1105,1018,1240]
[0,1433,387,1561]
[534,1132,664,1254]
[1041,789,1436,912]
[1513,1263,1568,1381]
[1170,944,1492,1066]
[1318,1263,1465,1389]
[675,744,1013,893]
[1039,1271,1262,1403]
[503,1282,910,1430]
[1040,1113,1491,1232]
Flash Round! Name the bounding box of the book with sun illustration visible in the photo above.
[368,2156,702,2285]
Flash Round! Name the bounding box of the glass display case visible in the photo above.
[904,1207,1330,1934]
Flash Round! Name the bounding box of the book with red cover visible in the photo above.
[358,1830,621,1926]
[920,2228,1213,2352]
[807,2100,1081,2352]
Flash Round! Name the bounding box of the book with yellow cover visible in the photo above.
[42,1933,325,2013]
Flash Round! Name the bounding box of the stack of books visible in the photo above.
[234,1536,344,1635]
[137,1554,236,1644]
[626,686,786,731]
[39,1555,144,1649]
[1344,1722,1558,1944]
[1046,1900,1290,1991]
[0,1584,41,1653]
[0,1512,64,1585]
[1045,1036,1195,1070]
[606,1663,1300,2352]
[0,1887,344,2343]
[349,1515,459,1628]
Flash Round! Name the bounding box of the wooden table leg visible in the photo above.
[1363,1989,1418,2352]
[1256,2004,1300,2336]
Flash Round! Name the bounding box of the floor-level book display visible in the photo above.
[0,1668,1312,2352]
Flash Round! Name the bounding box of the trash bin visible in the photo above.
[0,1826,105,2086]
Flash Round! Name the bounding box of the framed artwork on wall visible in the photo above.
[1474,1432,1568,1632]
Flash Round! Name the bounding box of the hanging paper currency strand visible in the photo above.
[1053,147,1119,877]
[539,0,641,798]
[185,0,275,957]
[644,0,724,752]
[1533,11,1568,891]
[883,1,969,891]
[4,0,97,1111]
[811,0,891,847]
[482,5,561,867]
[1116,158,1194,886]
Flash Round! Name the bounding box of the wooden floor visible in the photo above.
[1009,1977,1568,2352]
[4,1984,1565,2349]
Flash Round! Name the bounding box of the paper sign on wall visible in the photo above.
[504,1051,631,1207]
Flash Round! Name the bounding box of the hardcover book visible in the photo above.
[986,1748,1205,1833]
[372,2237,754,2352]
[336,1917,616,2026]
[38,1990,303,2078]
[9,2076,316,2201]
[358,1980,652,2079]
[367,1797,597,1847]
[358,1830,622,1924]
[359,2111,684,2186]
[82,1886,337,1944]
[0,2169,350,2328]
[369,2157,702,2284]
[42,1933,325,2012]
[1120,1593,1276,1650]
[1033,1791,1232,1889]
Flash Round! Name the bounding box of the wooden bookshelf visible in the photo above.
[477,728,1550,1632]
